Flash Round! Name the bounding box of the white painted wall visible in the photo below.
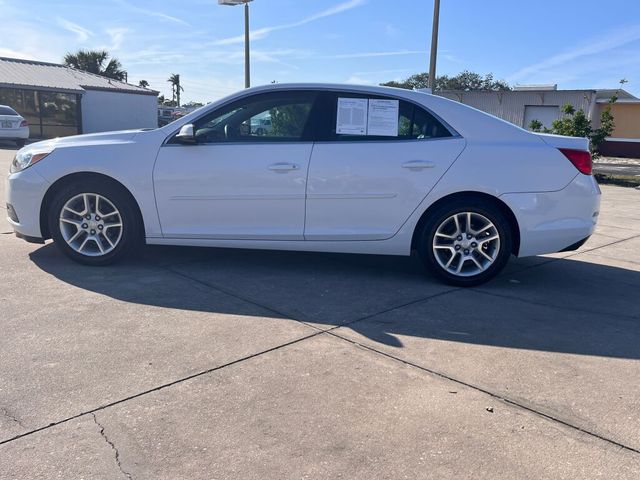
[523,105,560,130]
[81,90,157,133]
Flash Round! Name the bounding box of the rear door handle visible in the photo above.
[268,163,299,172]
[402,160,435,170]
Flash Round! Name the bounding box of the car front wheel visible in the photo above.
[418,200,513,287]
[48,181,140,265]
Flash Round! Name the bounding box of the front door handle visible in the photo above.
[402,160,435,170]
[268,163,300,172]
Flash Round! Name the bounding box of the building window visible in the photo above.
[0,87,81,138]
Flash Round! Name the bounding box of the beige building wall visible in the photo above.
[597,103,640,138]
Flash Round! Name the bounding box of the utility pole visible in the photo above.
[244,1,250,88]
[219,0,253,88]
[428,0,441,91]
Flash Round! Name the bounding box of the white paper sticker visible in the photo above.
[336,98,368,135]
[367,99,399,137]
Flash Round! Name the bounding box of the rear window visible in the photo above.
[0,106,18,115]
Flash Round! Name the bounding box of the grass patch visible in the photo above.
[595,173,640,188]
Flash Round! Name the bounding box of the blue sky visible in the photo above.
[2,0,639,102]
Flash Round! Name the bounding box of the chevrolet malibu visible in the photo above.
[5,84,600,286]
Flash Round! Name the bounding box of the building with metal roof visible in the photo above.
[0,57,158,139]
[435,86,640,157]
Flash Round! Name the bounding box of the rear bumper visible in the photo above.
[501,174,601,257]
[559,235,591,252]
[0,126,29,140]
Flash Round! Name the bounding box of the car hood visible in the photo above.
[26,129,148,150]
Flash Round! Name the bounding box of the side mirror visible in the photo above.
[176,124,196,144]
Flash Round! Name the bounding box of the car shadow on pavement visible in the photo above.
[0,141,18,150]
[29,242,640,360]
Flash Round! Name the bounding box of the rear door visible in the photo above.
[305,91,466,240]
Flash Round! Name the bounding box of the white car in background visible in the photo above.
[5,84,600,286]
[0,105,29,148]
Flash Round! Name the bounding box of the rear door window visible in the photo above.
[317,92,452,141]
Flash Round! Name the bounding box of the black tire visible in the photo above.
[15,139,26,148]
[417,199,513,287]
[48,179,141,266]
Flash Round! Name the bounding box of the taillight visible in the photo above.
[559,148,592,175]
[19,120,28,127]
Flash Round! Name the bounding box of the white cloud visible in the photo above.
[112,0,190,26]
[384,24,399,37]
[56,18,93,42]
[0,48,37,60]
[352,68,413,76]
[508,25,640,83]
[213,0,367,45]
[345,75,375,85]
[106,28,128,51]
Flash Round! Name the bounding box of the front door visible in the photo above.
[153,91,319,240]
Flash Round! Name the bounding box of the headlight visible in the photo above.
[10,148,54,173]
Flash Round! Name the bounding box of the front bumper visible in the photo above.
[501,174,601,257]
[5,165,50,239]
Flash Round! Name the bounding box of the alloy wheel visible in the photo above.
[59,193,123,257]
[432,211,501,277]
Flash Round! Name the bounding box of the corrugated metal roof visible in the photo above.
[0,57,158,96]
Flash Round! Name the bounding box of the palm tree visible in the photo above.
[167,73,184,107]
[63,50,127,81]
[138,79,150,88]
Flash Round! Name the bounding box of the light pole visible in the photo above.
[219,0,253,88]
[428,0,441,91]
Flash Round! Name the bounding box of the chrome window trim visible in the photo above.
[161,86,461,147]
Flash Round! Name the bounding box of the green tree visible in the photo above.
[528,119,544,132]
[269,104,312,137]
[381,70,511,91]
[167,73,184,107]
[138,79,150,88]
[157,94,165,105]
[183,101,204,108]
[528,79,626,156]
[63,49,126,81]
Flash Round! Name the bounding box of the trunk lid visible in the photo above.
[0,115,22,129]
[534,132,589,151]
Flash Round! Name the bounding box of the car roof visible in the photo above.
[243,82,426,99]
[165,82,534,143]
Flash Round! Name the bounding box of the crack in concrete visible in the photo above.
[326,329,640,456]
[1,233,639,461]
[92,413,133,480]
[0,407,27,429]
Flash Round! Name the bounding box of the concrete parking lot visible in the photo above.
[1,143,639,479]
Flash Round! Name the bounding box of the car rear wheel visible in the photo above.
[418,200,513,287]
[15,139,25,148]
[48,181,140,265]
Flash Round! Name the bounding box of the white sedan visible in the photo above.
[0,105,29,147]
[5,84,600,286]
